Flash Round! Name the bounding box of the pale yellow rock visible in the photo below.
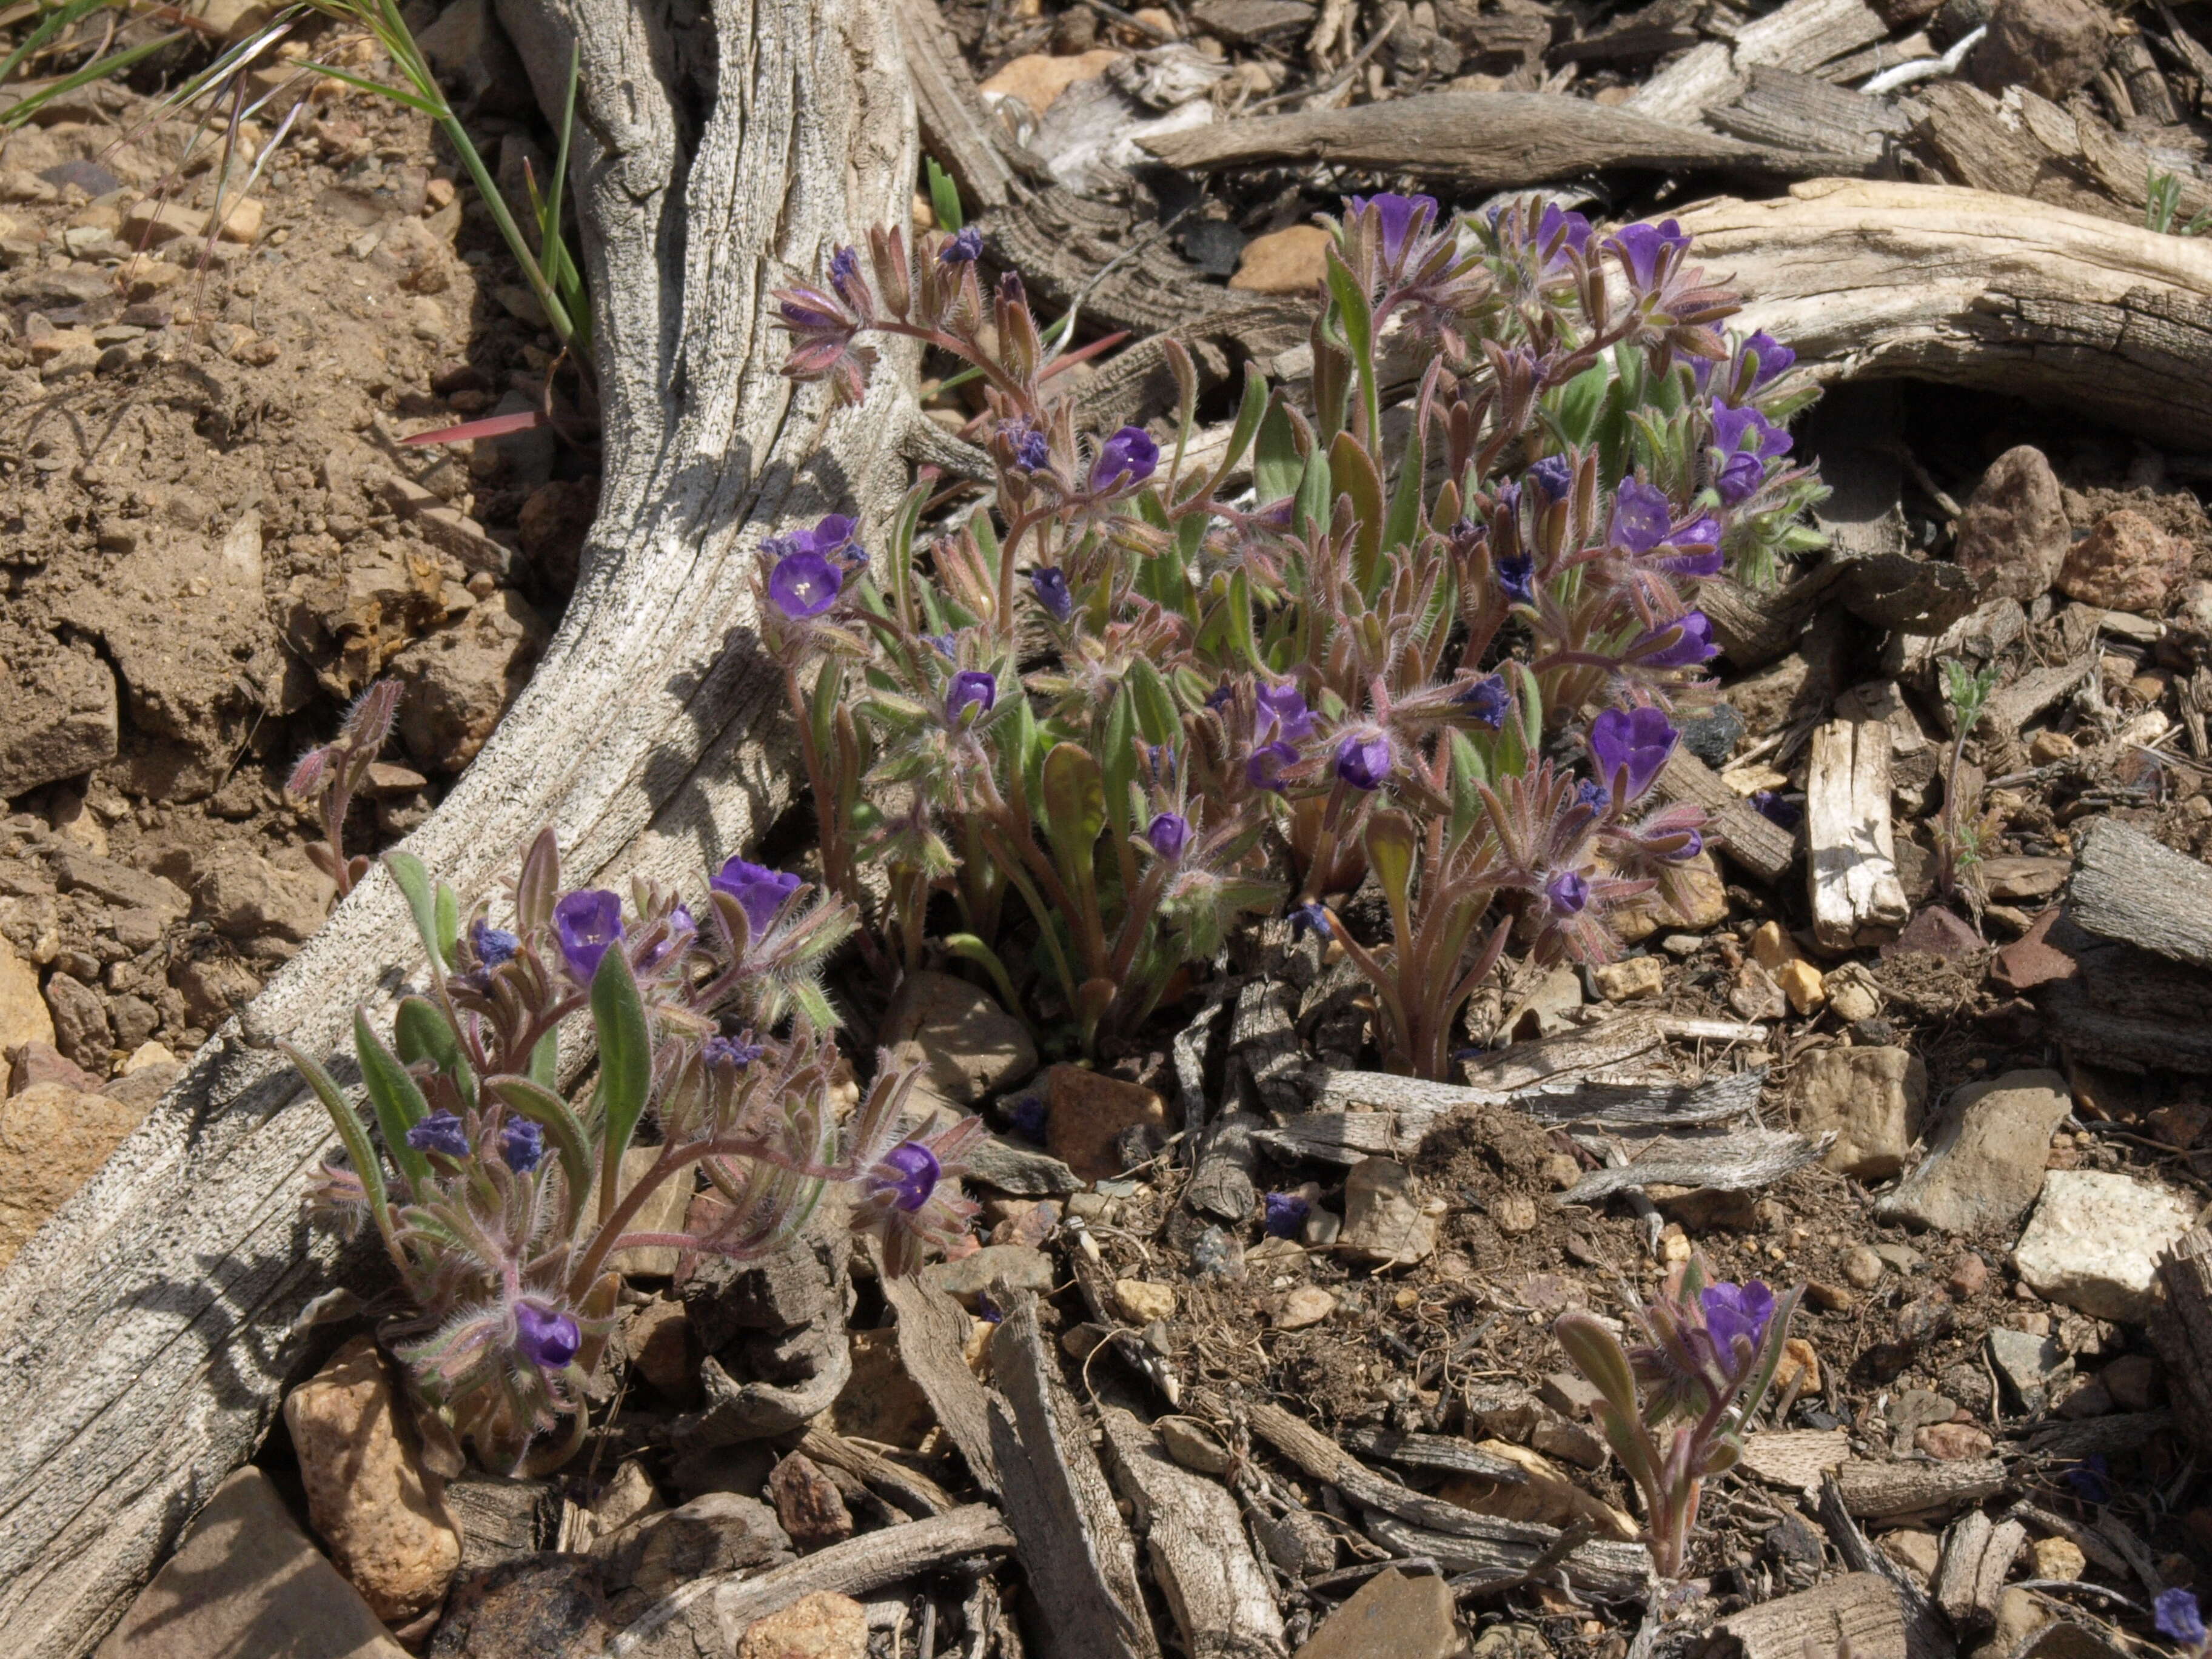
[1610,850,1727,941]
[2029,1535,2085,1580]
[737,1589,868,1659]
[1750,920,1802,971]
[0,1083,143,1272]
[1229,224,1332,295]
[1114,1278,1177,1324]
[1775,957,1826,1015]
[283,1334,460,1623]
[978,48,1124,115]
[0,936,55,1052]
[122,1041,179,1074]
[1825,964,1881,1024]
[1131,4,1179,33]
[1275,1285,1336,1330]
[1592,956,1663,1001]
[215,195,265,244]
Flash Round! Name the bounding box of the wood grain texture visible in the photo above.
[0,0,925,1644]
[2154,1227,2212,1452]
[1627,0,1888,123]
[1808,712,1908,949]
[1716,1573,1908,1659]
[2068,819,2212,970]
[1677,179,2212,449]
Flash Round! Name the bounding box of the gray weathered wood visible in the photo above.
[2154,1227,2212,1453]
[0,0,928,1645]
[1141,91,1849,186]
[2069,819,2212,970]
[1358,1512,1651,1598]
[1716,1573,1909,1659]
[1808,709,1909,949]
[879,1269,1002,1498]
[1835,1458,2008,1520]
[706,1506,1015,1651]
[1816,1476,1952,1659]
[1934,1511,2025,1638]
[894,0,1032,211]
[1341,1427,1527,1482]
[1556,1127,1822,1203]
[1977,657,2095,742]
[1711,66,1909,167]
[1099,1408,1287,1659]
[1627,0,1889,124]
[1657,746,1799,883]
[798,1425,954,1518]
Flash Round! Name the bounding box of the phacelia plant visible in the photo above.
[1554,1262,1803,1580]
[288,827,979,1473]
[768,193,1823,1075]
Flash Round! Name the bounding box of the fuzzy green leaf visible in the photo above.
[489,1074,595,1230]
[394,996,474,1106]
[590,946,652,1209]
[283,1038,396,1246]
[355,1009,435,1193]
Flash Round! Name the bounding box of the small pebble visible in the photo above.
[1843,1245,1885,1289]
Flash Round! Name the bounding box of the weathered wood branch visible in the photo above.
[1715,1573,1909,1659]
[2069,819,2212,970]
[2156,1227,2212,1453]
[1808,709,1909,950]
[1677,180,2212,449]
[0,0,925,1646]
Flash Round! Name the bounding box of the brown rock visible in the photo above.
[0,631,119,796]
[0,1082,144,1270]
[1952,446,2069,602]
[977,48,1124,115]
[1876,1068,2073,1234]
[830,1324,936,1447]
[1230,224,1332,295]
[517,478,598,595]
[598,1492,792,1596]
[1788,1046,1926,1179]
[96,1467,408,1659]
[193,845,335,942]
[391,589,550,773]
[624,1298,700,1404]
[1610,850,1728,940]
[1591,955,1663,1001]
[1914,1421,1994,1460]
[766,1452,854,1550]
[175,953,261,1027]
[41,970,112,1073]
[880,969,1037,1108]
[283,1333,462,1623]
[1340,1156,1440,1265]
[1045,1064,1168,1181]
[9,1039,96,1095]
[2059,509,2192,612]
[1969,0,2109,99]
[736,1590,868,1659]
[1290,1567,1458,1659]
[427,1554,609,1658]
[0,937,55,1054]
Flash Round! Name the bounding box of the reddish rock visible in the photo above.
[2059,509,2193,612]
[1882,905,1982,962]
[1915,1421,1994,1460]
[1991,908,2075,991]
[1954,446,2068,602]
[1045,1064,1169,1181]
[765,1452,853,1550]
[8,1038,98,1095]
[1969,0,2109,100]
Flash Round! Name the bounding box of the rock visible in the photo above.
[2058,509,2192,612]
[0,938,55,1054]
[95,1467,408,1658]
[765,1451,853,1550]
[830,1325,936,1448]
[517,478,598,594]
[2103,1353,2162,1410]
[1114,1278,1177,1323]
[1275,1285,1337,1330]
[1045,1064,1169,1181]
[1880,1527,1941,1585]
[1592,956,1663,1001]
[978,48,1124,115]
[193,846,335,942]
[1229,224,1332,295]
[1290,1566,1458,1659]
[1775,958,1826,1015]
[0,632,118,795]
[624,1298,699,1403]
[392,589,550,772]
[1888,904,1982,961]
[41,970,110,1072]
[1825,964,1880,1022]
[216,196,265,243]
[925,1241,1055,1304]
[600,1492,793,1595]
[1843,1245,1886,1289]
[413,0,537,117]
[1788,1046,1926,1179]
[1969,0,2108,101]
[1987,1587,2053,1655]
[736,1590,868,1659]
[1529,1408,1606,1469]
[1915,1421,1993,1460]
[175,953,261,1027]
[1952,446,2069,602]
[1492,1191,1539,1234]
[1875,1068,2071,1234]
[2013,1170,2194,1322]
[53,849,190,920]
[427,1555,609,1658]
[1986,1326,2072,1415]
[1439,1439,1638,1540]
[10,1039,95,1094]
[1501,964,1584,1039]
[1728,959,1784,1020]
[1340,1156,1439,1265]
[283,1333,462,1623]
[2029,1536,2085,1580]
[594,1460,667,1533]
[0,1082,145,1270]
[1159,1416,1237,1475]
[880,970,1037,1107]
[1612,850,1729,940]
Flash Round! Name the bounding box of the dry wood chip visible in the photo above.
[1716,1572,1909,1659]
[1556,1127,1823,1203]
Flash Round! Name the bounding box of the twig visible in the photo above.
[1858,24,1983,94]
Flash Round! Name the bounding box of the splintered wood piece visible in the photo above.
[1977,657,2094,741]
[1912,81,2211,229]
[1808,712,1908,949]
[1098,1407,1288,1659]
[1835,1458,2008,1520]
[1627,0,1889,122]
[1734,1429,1851,1497]
[2068,819,2212,970]
[1934,1511,2025,1637]
[1711,65,1908,167]
[798,1426,954,1518]
[1658,747,1798,883]
[990,1298,1161,1659]
[893,0,1033,210]
[1716,1573,1909,1659]
[1676,182,2212,449]
[1555,1127,1822,1203]
[1139,91,1846,186]
[2154,1227,2212,1452]
[1358,1512,1651,1598]
[880,1269,1001,1498]
[1246,1401,1540,1538]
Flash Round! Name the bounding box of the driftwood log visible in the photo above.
[0,0,928,1645]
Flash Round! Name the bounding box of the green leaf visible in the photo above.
[1329,431,1385,593]
[1554,1310,1643,1421]
[1101,685,1138,848]
[1381,400,1427,556]
[1295,444,1332,544]
[591,947,652,1198]
[433,882,459,968]
[1550,363,1610,448]
[1125,657,1181,748]
[1253,395,1304,508]
[944,933,1022,1016]
[488,1074,594,1230]
[1201,363,1270,500]
[394,996,474,1106]
[355,1009,435,1193]
[383,852,447,978]
[529,1027,560,1090]
[1041,743,1107,863]
[925,155,965,232]
[1365,809,1417,943]
[281,1038,394,1242]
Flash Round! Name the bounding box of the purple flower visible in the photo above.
[1288,900,1332,940]
[2064,1455,2110,1504]
[638,903,695,970]
[1589,706,1679,802]
[1717,450,1766,505]
[1640,611,1719,669]
[1667,828,1704,862]
[1607,218,1688,289]
[947,669,997,722]
[1204,681,1235,712]
[767,547,843,618]
[1537,201,1592,263]
[827,244,866,309]
[1091,426,1159,492]
[1146,812,1189,860]
[1751,789,1802,830]
[1006,1093,1047,1142]
[711,857,801,937]
[940,225,984,264]
[1545,870,1589,914]
[1334,731,1392,791]
[1256,682,1315,743]
[1456,673,1509,728]
[1527,454,1574,504]
[1657,516,1724,578]
[1263,1191,1310,1237]
[1741,330,1795,390]
[470,919,518,968]
[1351,191,1437,266]
[2157,1589,2205,1646]
[704,1032,765,1068]
[1247,739,1299,793]
[1030,566,1073,622]
[501,1117,545,1174]
[1498,552,1535,606]
[1575,778,1609,815]
[1013,427,1051,472]
[406,1109,469,1160]
[1610,477,1672,555]
[1712,401,1792,461]
[923,632,957,657]
[515,1300,581,1369]
[552,890,624,980]
[1700,1279,1776,1356]
[875,1141,941,1213]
